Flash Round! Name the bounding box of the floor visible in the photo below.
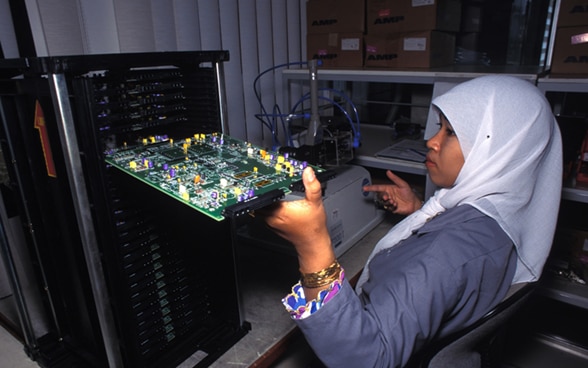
[0,323,38,368]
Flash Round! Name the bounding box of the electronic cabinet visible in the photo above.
[0,51,251,368]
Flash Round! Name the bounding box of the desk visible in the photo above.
[200,216,396,367]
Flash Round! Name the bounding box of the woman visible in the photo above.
[262,75,562,367]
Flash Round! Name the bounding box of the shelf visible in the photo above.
[562,186,588,203]
[538,274,588,310]
[537,76,588,93]
[283,65,542,84]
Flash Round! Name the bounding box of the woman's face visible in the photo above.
[425,114,465,188]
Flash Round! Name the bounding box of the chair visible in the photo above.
[406,282,537,368]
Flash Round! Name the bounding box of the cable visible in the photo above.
[253,60,312,149]
[290,88,362,148]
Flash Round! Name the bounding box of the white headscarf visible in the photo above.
[356,75,563,293]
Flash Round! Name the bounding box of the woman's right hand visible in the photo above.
[259,167,335,274]
[363,170,422,215]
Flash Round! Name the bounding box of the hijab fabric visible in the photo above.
[356,75,563,293]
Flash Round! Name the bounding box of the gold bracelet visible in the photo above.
[300,260,341,288]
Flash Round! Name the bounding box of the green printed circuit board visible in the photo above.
[104,133,325,221]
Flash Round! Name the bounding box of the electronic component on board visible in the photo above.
[105,133,327,221]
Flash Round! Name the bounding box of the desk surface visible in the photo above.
[353,124,427,175]
[197,216,396,368]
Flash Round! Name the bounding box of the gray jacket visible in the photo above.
[297,205,517,368]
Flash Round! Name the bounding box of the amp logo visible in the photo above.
[373,16,405,25]
[563,55,588,63]
[367,54,398,61]
[569,5,588,14]
[311,19,337,27]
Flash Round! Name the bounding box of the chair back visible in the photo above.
[406,282,536,368]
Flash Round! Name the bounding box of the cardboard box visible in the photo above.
[367,0,461,34]
[307,33,364,68]
[557,0,588,28]
[550,26,588,75]
[306,0,366,34]
[364,31,455,68]
[461,3,483,33]
[398,31,455,68]
[364,34,401,67]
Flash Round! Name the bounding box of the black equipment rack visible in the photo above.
[0,51,249,368]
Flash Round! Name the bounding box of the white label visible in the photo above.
[412,0,435,7]
[571,32,588,45]
[404,37,427,51]
[341,38,360,51]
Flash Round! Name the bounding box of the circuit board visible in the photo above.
[104,133,325,221]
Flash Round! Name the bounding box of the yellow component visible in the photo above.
[260,149,266,158]
[170,138,174,146]
[185,138,191,145]
[142,138,148,145]
[182,192,189,200]
[194,175,201,184]
[143,160,149,168]
[222,192,227,199]
[183,143,188,152]
[234,187,242,195]
[278,155,285,163]
[275,164,282,171]
[129,161,137,169]
[150,136,156,143]
[253,166,258,173]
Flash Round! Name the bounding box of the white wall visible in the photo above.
[3,0,309,148]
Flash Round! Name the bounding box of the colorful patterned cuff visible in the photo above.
[282,268,345,320]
